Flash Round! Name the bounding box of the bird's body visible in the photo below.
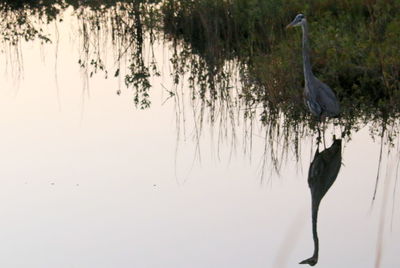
[304,76,340,118]
[287,14,340,118]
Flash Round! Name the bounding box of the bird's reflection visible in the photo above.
[300,137,342,266]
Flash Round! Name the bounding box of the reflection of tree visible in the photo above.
[300,138,342,266]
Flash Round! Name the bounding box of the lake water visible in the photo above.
[0,6,398,268]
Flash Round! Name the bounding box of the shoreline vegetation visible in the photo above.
[0,0,399,147]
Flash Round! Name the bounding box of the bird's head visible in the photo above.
[286,14,306,29]
[299,255,318,266]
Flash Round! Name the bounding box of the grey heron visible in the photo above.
[287,14,340,118]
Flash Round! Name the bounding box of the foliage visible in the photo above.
[162,0,400,119]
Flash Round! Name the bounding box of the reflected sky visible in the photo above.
[0,10,398,268]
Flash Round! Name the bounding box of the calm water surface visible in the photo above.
[0,9,398,268]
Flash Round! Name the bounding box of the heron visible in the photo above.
[300,137,342,266]
[286,14,340,118]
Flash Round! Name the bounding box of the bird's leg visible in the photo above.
[316,118,322,147]
[322,118,326,149]
[316,127,321,147]
[341,120,350,139]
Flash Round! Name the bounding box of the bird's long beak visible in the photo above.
[286,22,295,29]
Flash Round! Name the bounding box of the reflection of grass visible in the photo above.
[1,0,400,167]
[0,1,56,77]
[2,0,399,119]
[73,1,161,109]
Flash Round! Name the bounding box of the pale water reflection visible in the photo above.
[0,8,398,268]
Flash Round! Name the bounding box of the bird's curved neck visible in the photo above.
[311,199,320,260]
[301,21,313,82]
